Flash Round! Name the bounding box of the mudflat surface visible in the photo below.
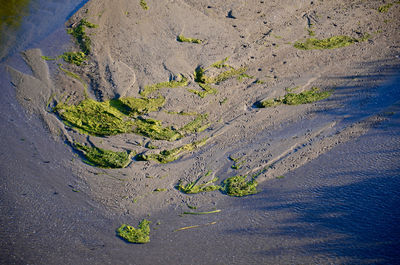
[1,0,400,264]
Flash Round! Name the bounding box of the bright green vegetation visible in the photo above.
[177,35,203,44]
[137,138,207,163]
[116,219,151,244]
[41,56,57,61]
[140,0,149,10]
[294,35,369,50]
[183,209,221,215]
[229,155,245,170]
[378,2,399,12]
[54,98,134,136]
[73,142,132,168]
[276,175,285,179]
[133,117,182,141]
[237,73,254,81]
[221,175,258,197]
[177,170,221,194]
[210,57,230,69]
[180,114,210,135]
[54,96,183,140]
[188,58,247,98]
[307,28,315,36]
[140,75,188,97]
[187,83,218,98]
[60,51,87,66]
[67,19,98,55]
[210,67,247,84]
[256,87,332,108]
[110,96,165,116]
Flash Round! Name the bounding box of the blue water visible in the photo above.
[0,0,89,62]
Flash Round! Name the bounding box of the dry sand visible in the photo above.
[1,0,400,264]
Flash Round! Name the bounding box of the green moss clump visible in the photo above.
[41,56,57,61]
[209,67,247,84]
[177,171,221,194]
[257,87,331,108]
[140,0,149,10]
[187,83,218,98]
[74,142,132,168]
[54,98,134,136]
[222,175,258,197]
[67,19,98,55]
[378,3,396,12]
[137,138,207,163]
[117,219,151,244]
[282,87,331,105]
[237,73,254,81]
[210,57,230,69]
[189,59,247,98]
[133,118,182,141]
[294,35,368,50]
[180,114,210,134]
[140,75,188,97]
[177,35,203,44]
[110,96,165,116]
[229,155,245,170]
[60,51,87,66]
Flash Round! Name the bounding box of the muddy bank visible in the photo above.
[1,0,400,264]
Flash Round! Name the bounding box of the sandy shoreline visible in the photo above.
[1,0,400,264]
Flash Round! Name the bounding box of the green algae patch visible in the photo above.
[60,51,87,66]
[256,87,331,108]
[209,67,247,84]
[41,56,57,61]
[180,114,210,134]
[183,209,221,215]
[74,142,132,168]
[138,138,207,163]
[189,60,246,98]
[378,2,399,13]
[117,219,151,244]
[140,75,188,97]
[294,35,369,50]
[237,73,254,81]
[187,83,217,98]
[140,0,149,10]
[282,87,331,105]
[210,57,230,69]
[133,118,182,141]
[177,35,203,44]
[54,98,134,136]
[222,175,258,197]
[67,19,98,55]
[229,155,245,170]
[110,96,165,116]
[177,171,221,194]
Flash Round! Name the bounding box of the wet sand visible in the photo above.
[1,0,400,264]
